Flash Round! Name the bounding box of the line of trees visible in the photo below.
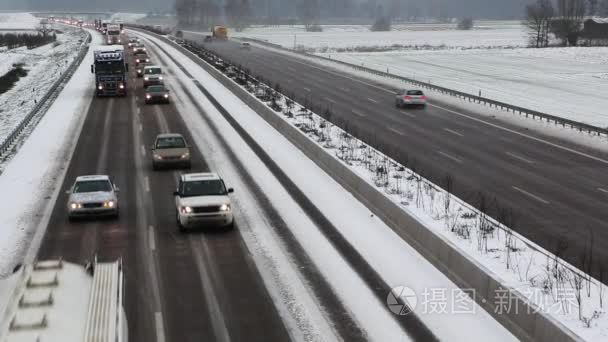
[524,0,608,47]
[0,32,56,50]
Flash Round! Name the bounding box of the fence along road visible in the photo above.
[183,31,608,281]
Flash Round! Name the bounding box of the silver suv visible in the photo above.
[174,173,234,231]
[151,133,190,169]
[143,65,163,87]
[66,175,119,220]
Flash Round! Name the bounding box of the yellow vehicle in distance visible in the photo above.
[213,25,228,40]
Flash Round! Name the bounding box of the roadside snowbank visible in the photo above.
[0,26,87,143]
[0,29,98,276]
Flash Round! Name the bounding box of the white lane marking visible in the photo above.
[400,110,416,119]
[136,96,139,101]
[598,188,608,194]
[512,186,550,204]
[155,312,166,342]
[139,123,143,132]
[287,66,296,72]
[367,97,378,103]
[190,238,232,342]
[286,54,608,166]
[431,103,608,166]
[351,109,365,117]
[141,145,146,157]
[506,151,534,164]
[388,127,405,136]
[303,87,311,92]
[286,79,293,83]
[137,107,141,115]
[144,176,150,192]
[325,97,337,104]
[149,225,156,251]
[341,87,350,92]
[443,128,464,137]
[438,151,463,164]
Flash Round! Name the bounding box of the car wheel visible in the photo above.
[395,101,400,108]
[152,162,158,171]
[185,161,192,169]
[68,215,75,222]
[114,209,120,219]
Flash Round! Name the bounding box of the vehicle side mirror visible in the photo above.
[173,191,180,196]
[65,190,71,194]
[114,187,120,192]
[90,64,94,73]
[227,188,234,193]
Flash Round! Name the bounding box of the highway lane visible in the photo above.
[36,41,293,342]
[183,32,608,276]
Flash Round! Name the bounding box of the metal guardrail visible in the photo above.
[170,33,602,284]
[0,29,92,160]
[240,37,608,137]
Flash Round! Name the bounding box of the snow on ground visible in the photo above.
[0,29,98,277]
[187,37,608,340]
[0,26,87,144]
[232,21,527,52]
[318,47,608,128]
[140,31,518,341]
[0,12,39,30]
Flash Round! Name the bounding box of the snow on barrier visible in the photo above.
[0,29,92,161]
[239,37,608,138]
[137,30,607,342]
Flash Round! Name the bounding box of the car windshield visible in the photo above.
[148,85,167,93]
[145,68,161,74]
[407,90,424,96]
[181,180,226,197]
[73,180,112,193]
[156,136,185,148]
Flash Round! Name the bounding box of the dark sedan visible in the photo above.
[145,85,170,104]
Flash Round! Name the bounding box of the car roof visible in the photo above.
[156,133,183,139]
[75,175,111,182]
[181,173,220,181]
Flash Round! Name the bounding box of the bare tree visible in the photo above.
[298,0,321,31]
[551,0,587,46]
[524,0,554,47]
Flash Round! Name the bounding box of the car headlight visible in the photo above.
[219,204,231,211]
[70,202,82,209]
[98,85,103,90]
[181,206,192,214]
[146,59,150,62]
[154,154,162,160]
[158,76,163,80]
[146,94,151,99]
[119,84,124,89]
[180,152,189,159]
[144,77,149,81]
[136,59,140,63]
[103,201,115,208]
[137,70,142,73]
[164,94,169,98]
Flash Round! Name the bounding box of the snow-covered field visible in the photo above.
[232,21,527,51]
[0,12,38,30]
[320,47,608,128]
[0,26,88,144]
[234,21,608,128]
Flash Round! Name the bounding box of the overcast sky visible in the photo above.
[0,0,529,19]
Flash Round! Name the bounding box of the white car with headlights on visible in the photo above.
[174,173,234,231]
[66,175,119,220]
[143,65,164,87]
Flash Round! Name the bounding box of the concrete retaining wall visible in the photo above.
[153,33,583,342]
